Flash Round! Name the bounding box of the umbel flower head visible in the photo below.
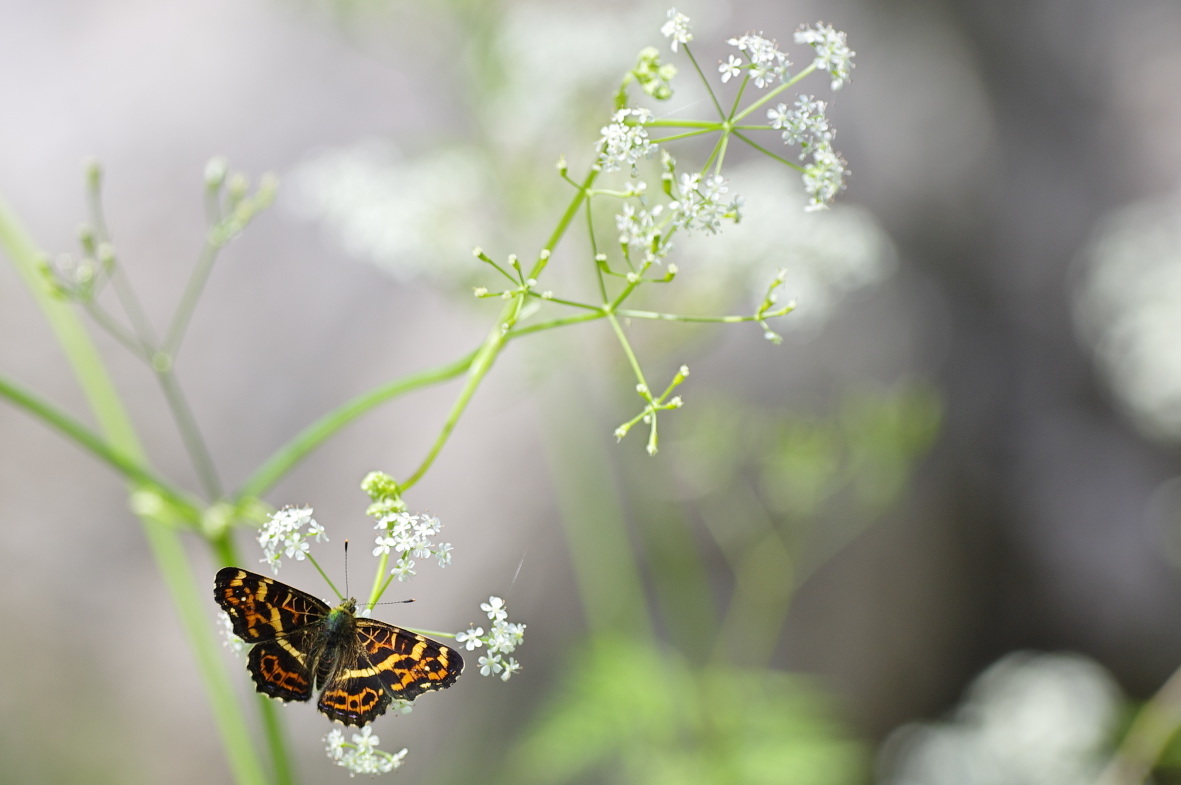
[324,727,407,776]
[257,506,327,573]
[455,595,527,681]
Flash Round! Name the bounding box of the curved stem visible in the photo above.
[0,373,202,522]
[237,349,479,501]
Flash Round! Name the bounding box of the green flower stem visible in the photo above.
[604,311,649,392]
[164,235,222,357]
[257,696,296,785]
[731,130,797,168]
[731,62,817,125]
[401,299,519,492]
[682,46,726,119]
[1096,663,1181,785]
[398,166,600,494]
[156,362,223,499]
[616,305,795,323]
[0,373,201,523]
[542,377,654,638]
[0,195,271,785]
[306,553,343,601]
[236,349,479,501]
[368,550,391,610]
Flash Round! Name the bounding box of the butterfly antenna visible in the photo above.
[343,540,350,599]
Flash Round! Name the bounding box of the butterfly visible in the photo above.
[214,567,462,726]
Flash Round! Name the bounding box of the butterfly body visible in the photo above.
[215,567,462,726]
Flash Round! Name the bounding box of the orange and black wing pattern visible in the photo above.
[214,567,329,642]
[214,568,328,702]
[214,566,463,726]
[316,620,463,725]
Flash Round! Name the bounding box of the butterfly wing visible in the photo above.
[314,620,463,726]
[214,567,332,704]
[214,567,330,643]
[356,619,463,700]
[247,635,317,702]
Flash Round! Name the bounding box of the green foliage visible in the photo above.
[509,636,865,785]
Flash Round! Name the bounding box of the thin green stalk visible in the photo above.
[0,373,201,522]
[682,45,726,119]
[1,195,271,785]
[164,237,221,356]
[604,312,649,390]
[401,300,518,492]
[237,349,479,500]
[156,364,223,499]
[731,63,816,124]
[1095,664,1181,785]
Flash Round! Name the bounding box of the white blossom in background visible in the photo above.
[284,141,493,282]
[1075,192,1181,441]
[878,652,1120,785]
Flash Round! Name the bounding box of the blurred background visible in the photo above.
[4,0,1181,783]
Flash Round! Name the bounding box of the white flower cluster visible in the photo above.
[794,23,855,90]
[257,506,327,573]
[671,172,743,234]
[597,108,657,175]
[723,32,791,88]
[371,511,453,581]
[766,93,846,211]
[455,596,526,681]
[768,95,832,157]
[801,146,849,212]
[324,727,407,777]
[660,8,692,52]
[216,611,245,655]
[615,196,669,264]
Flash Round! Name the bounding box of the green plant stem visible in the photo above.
[156,363,224,499]
[164,237,221,356]
[401,302,516,492]
[0,373,201,522]
[0,195,272,785]
[236,349,479,501]
[1096,664,1181,785]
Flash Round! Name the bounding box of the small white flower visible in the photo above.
[391,557,416,581]
[500,657,522,681]
[479,653,504,676]
[456,626,485,650]
[434,542,453,566]
[719,54,743,82]
[660,8,693,52]
[354,727,380,753]
[482,596,508,621]
[324,728,347,761]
